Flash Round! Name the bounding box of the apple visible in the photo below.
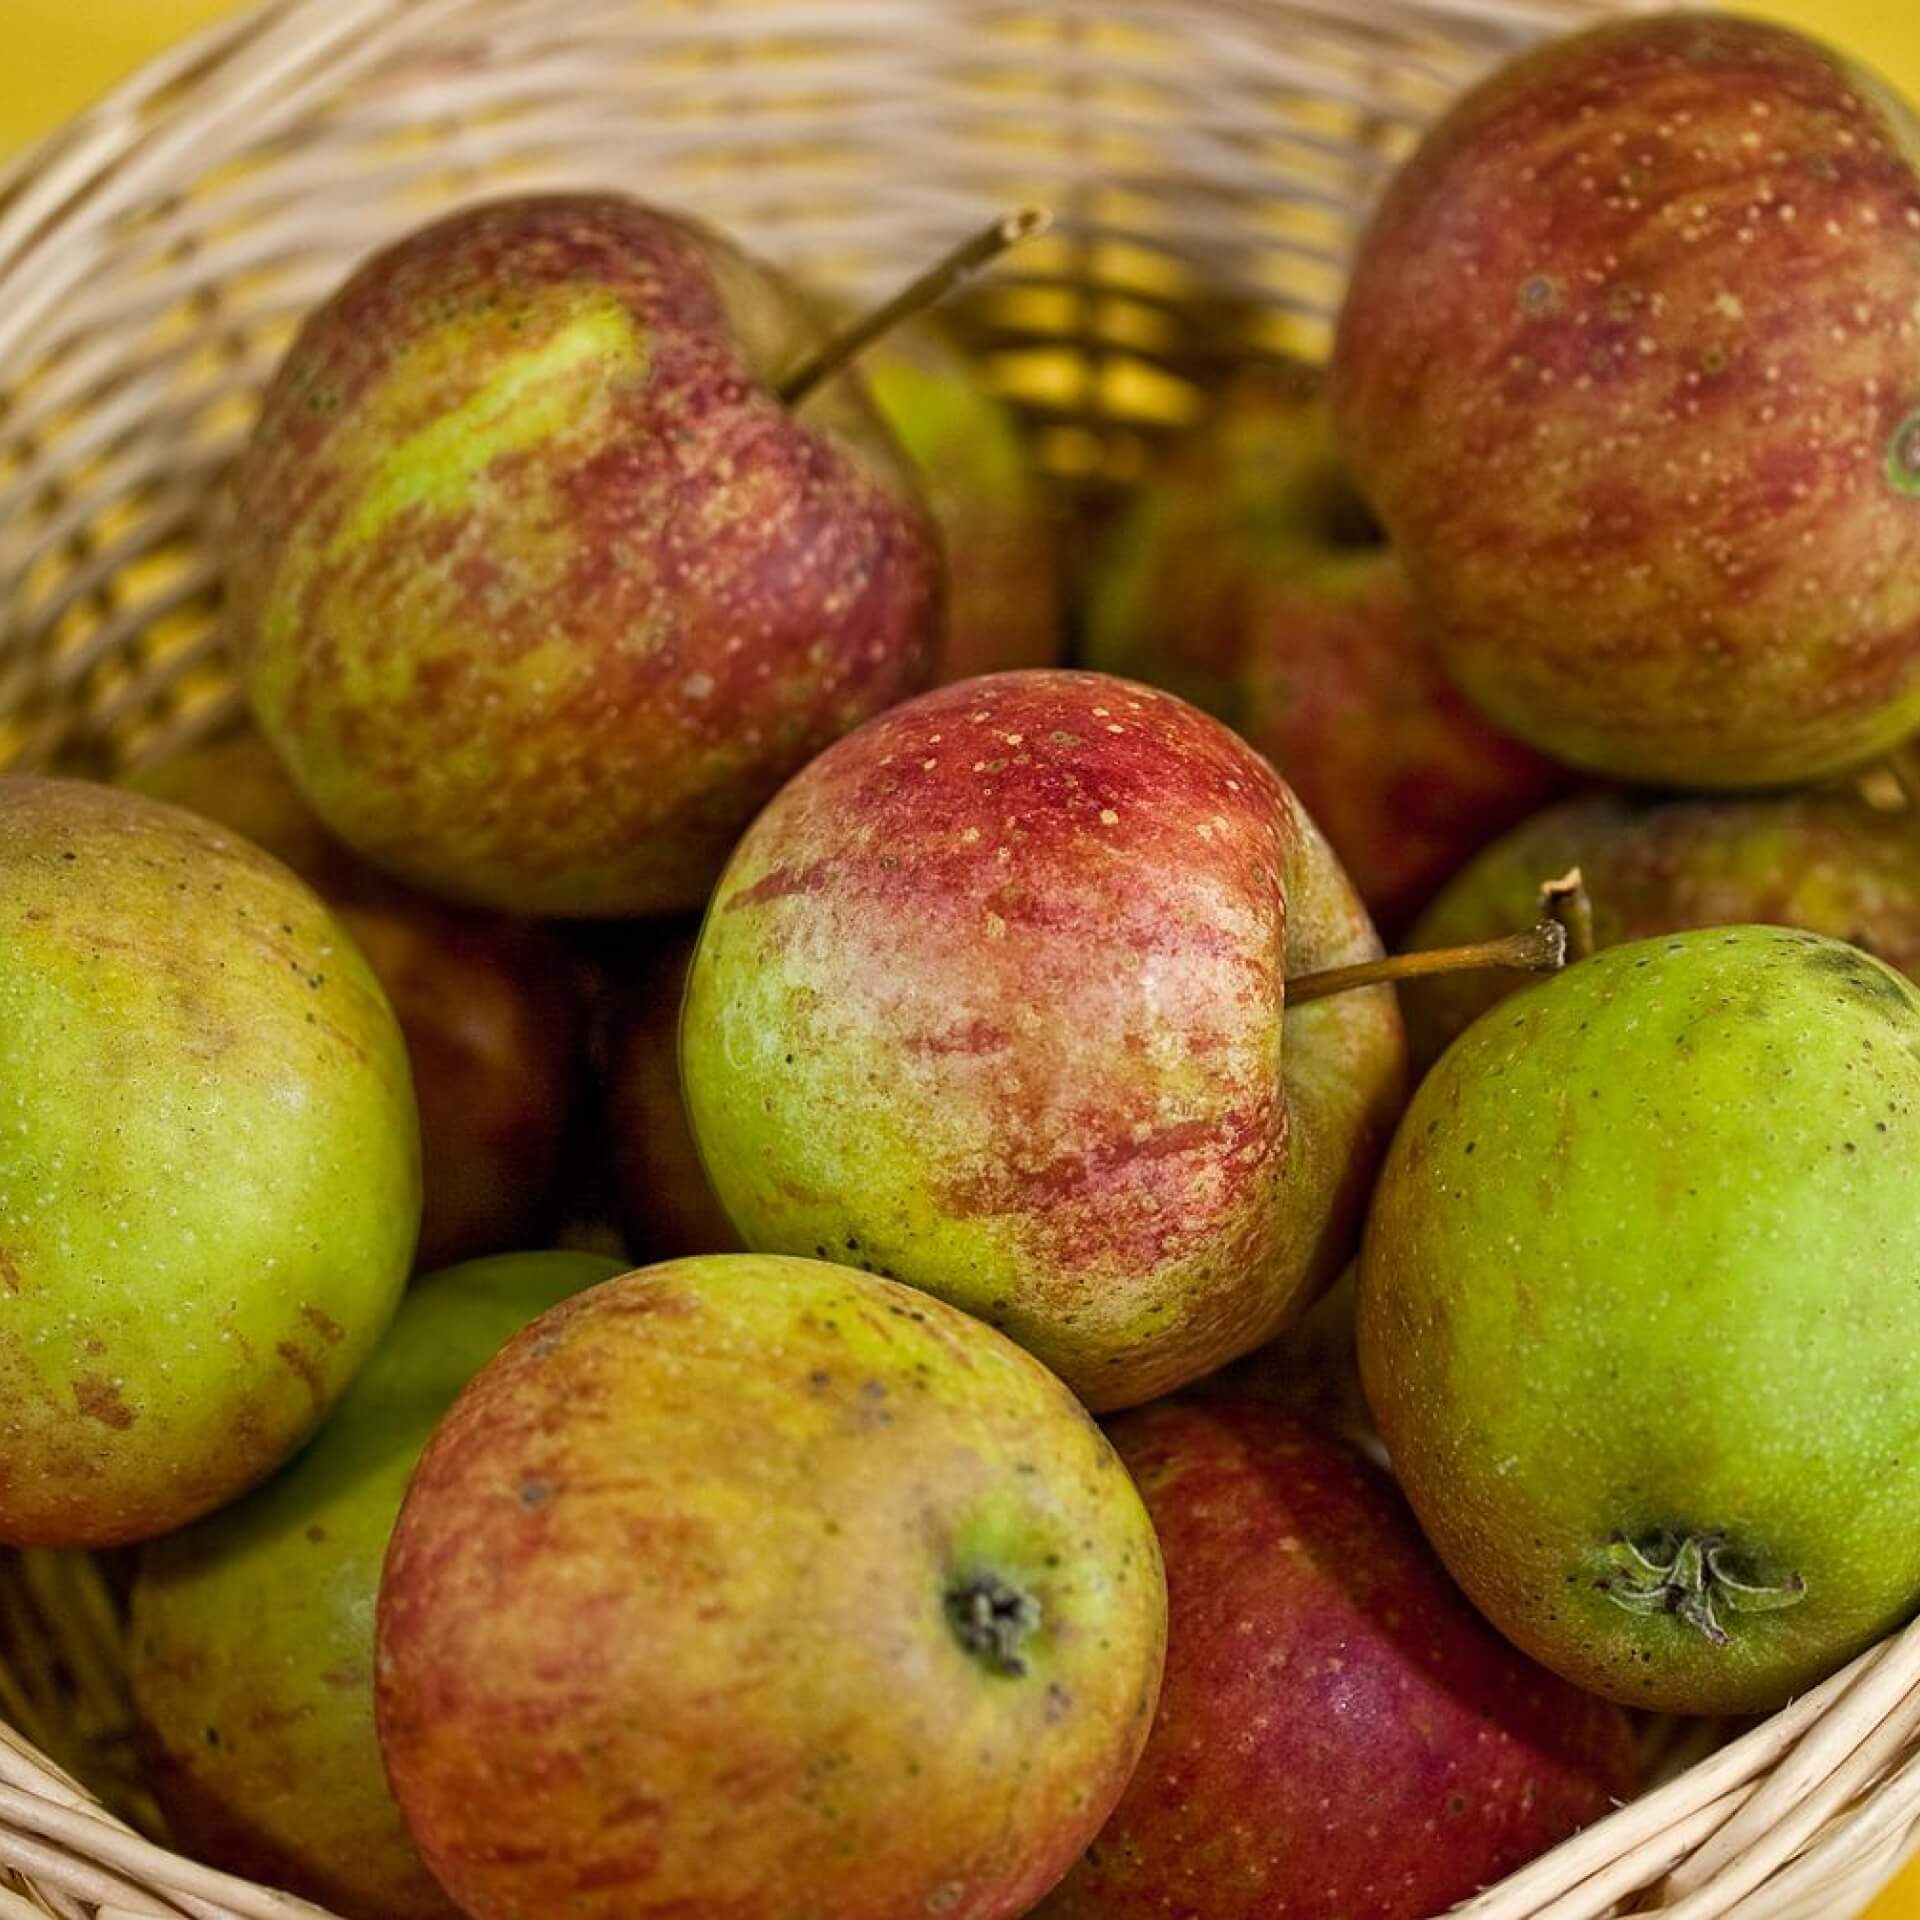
[1364,927,1920,1712]
[129,1251,624,1920]
[375,1253,1167,1920]
[1037,1400,1637,1919]
[1084,371,1566,936]
[1400,786,1920,1067]
[600,923,741,1262]
[228,193,941,917]
[0,777,417,1547]
[1332,15,1920,788]
[859,316,1065,683]
[679,669,1407,1411]
[129,732,588,1269]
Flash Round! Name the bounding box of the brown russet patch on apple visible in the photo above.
[300,1305,346,1346]
[275,1342,328,1411]
[726,859,835,911]
[72,1374,136,1431]
[0,1249,20,1294]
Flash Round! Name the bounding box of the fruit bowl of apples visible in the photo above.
[5,0,1920,1916]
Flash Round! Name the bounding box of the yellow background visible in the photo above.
[5,2,1920,1915]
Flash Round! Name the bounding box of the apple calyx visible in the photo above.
[776,207,1052,407]
[945,1572,1044,1678]
[1886,409,1920,499]
[1599,1530,1807,1646]
[1286,918,1566,1009]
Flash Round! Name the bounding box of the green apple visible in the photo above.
[859,317,1064,684]
[1362,926,1920,1712]
[129,1252,624,1919]
[0,777,418,1547]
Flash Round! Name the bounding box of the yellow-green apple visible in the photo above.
[229,193,941,917]
[1036,1402,1637,1919]
[128,732,588,1269]
[129,1251,623,1920]
[1333,15,1920,788]
[0,777,417,1546]
[375,1253,1167,1920]
[1402,787,1920,1066]
[1085,372,1566,936]
[859,317,1065,683]
[680,669,1407,1410]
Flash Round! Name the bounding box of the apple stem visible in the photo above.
[1540,867,1596,963]
[776,208,1053,407]
[1286,920,1567,1009]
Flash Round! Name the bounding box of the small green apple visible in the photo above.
[0,777,418,1547]
[130,1251,624,1919]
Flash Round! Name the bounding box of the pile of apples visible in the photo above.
[8,12,1920,1919]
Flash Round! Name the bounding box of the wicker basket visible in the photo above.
[4,0,1920,1914]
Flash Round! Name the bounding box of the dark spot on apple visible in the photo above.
[276,1341,327,1409]
[306,1524,327,1543]
[807,1368,831,1389]
[1517,275,1558,315]
[73,1374,135,1430]
[300,1304,346,1346]
[520,1478,552,1507]
[1320,484,1386,553]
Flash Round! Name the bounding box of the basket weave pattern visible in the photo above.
[2,0,1919,1915]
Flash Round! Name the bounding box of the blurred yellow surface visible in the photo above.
[6,0,1920,1915]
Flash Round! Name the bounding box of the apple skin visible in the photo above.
[859,319,1065,684]
[128,733,588,1270]
[602,923,743,1262]
[1036,1401,1637,1920]
[1084,374,1567,938]
[375,1253,1167,1920]
[680,669,1407,1411]
[0,778,418,1547]
[229,193,941,917]
[1401,787,1920,1067]
[1363,928,1920,1714]
[128,1251,624,1920]
[1331,15,1920,789]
